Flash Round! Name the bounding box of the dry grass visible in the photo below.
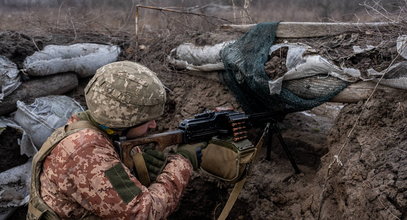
[1,0,405,36]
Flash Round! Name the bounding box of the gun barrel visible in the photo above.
[248,112,281,125]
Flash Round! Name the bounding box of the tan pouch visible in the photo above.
[200,137,256,182]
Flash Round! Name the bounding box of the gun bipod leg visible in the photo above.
[271,123,301,174]
[266,125,272,161]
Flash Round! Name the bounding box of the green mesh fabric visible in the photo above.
[220,22,348,116]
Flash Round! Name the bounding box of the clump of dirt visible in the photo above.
[158,73,240,131]
[265,46,288,80]
[0,128,29,173]
[0,31,43,68]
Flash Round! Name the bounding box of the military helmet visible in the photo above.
[84,61,166,128]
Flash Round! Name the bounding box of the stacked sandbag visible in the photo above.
[168,41,233,71]
[23,43,121,78]
[168,23,407,112]
[0,95,85,218]
[14,95,85,150]
[0,43,121,116]
[0,56,21,101]
[0,160,32,220]
[0,73,78,115]
[0,119,34,219]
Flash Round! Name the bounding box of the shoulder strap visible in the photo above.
[28,120,100,220]
[132,152,151,186]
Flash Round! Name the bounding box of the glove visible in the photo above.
[142,148,167,182]
[177,142,207,170]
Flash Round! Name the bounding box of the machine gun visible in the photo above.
[116,110,300,173]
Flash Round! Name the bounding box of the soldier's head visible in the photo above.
[84,61,166,137]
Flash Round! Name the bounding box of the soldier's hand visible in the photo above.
[177,142,207,170]
[142,148,167,182]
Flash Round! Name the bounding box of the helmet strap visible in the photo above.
[83,111,126,136]
[97,123,120,135]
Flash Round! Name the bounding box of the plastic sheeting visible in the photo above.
[14,95,84,150]
[0,159,31,220]
[397,35,407,59]
[23,43,121,78]
[0,56,21,101]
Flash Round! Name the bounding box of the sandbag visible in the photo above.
[0,73,78,115]
[167,41,233,71]
[0,56,21,101]
[13,95,84,149]
[0,118,34,217]
[23,43,121,78]
[0,159,32,220]
[369,61,407,90]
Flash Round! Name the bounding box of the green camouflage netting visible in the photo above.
[220,22,348,116]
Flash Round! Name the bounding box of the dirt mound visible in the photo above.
[187,89,406,220]
[317,90,407,219]
[0,31,42,68]
[233,90,407,220]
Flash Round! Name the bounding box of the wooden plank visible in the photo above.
[330,81,401,103]
[220,22,394,38]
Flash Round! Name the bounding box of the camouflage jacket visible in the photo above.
[39,115,193,219]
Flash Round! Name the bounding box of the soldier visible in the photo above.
[27,61,205,219]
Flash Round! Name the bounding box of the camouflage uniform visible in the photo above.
[40,114,193,219]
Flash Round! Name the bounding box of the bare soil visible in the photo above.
[0,127,28,173]
[1,26,406,220]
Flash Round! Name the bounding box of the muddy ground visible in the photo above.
[1,25,406,220]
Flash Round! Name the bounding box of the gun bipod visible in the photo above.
[266,122,301,174]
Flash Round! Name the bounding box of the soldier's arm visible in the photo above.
[62,131,193,219]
